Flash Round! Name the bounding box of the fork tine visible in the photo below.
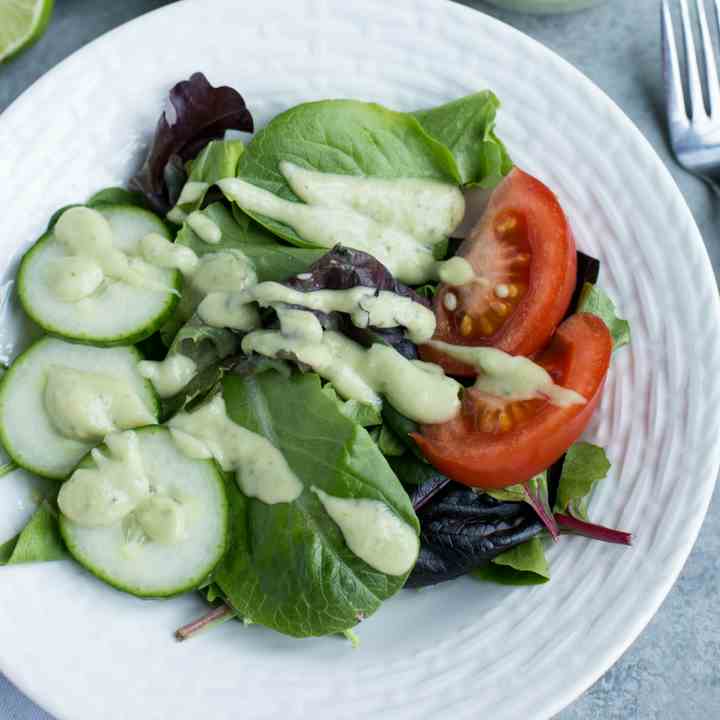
[696,0,720,115]
[663,0,690,129]
[680,0,708,120]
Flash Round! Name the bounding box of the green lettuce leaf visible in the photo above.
[87,187,147,209]
[0,502,67,566]
[321,385,381,427]
[414,283,438,300]
[235,99,462,248]
[174,139,246,215]
[413,91,513,188]
[577,283,630,350]
[189,139,244,184]
[486,471,558,538]
[553,442,611,520]
[473,537,550,586]
[157,315,240,419]
[176,202,324,281]
[215,372,419,637]
[375,426,406,457]
[486,472,547,505]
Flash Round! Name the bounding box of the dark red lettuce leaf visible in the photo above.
[130,72,253,214]
[406,483,544,588]
[286,245,430,305]
[283,246,429,359]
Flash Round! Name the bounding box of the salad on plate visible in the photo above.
[0,72,631,642]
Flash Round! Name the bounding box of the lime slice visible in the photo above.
[0,0,54,64]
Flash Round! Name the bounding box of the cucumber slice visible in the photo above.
[0,337,158,479]
[60,427,228,598]
[18,205,181,346]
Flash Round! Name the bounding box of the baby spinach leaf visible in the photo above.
[0,502,67,566]
[215,372,419,637]
[472,537,550,586]
[413,91,513,188]
[176,203,324,281]
[235,99,461,247]
[577,283,630,350]
[130,72,253,214]
[553,442,611,520]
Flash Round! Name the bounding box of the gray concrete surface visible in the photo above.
[0,0,717,718]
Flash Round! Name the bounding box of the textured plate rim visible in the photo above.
[0,1,717,718]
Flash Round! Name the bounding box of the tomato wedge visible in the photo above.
[413,313,612,489]
[421,168,577,376]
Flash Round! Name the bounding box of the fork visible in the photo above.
[662,0,720,188]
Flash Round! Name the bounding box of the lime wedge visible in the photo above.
[0,0,54,64]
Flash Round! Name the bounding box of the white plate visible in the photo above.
[1,1,718,718]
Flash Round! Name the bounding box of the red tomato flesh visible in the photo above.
[421,168,577,376]
[413,313,612,489]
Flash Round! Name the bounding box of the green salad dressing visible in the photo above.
[196,293,260,331]
[242,308,460,423]
[137,355,198,399]
[429,340,586,406]
[58,432,149,527]
[140,233,199,275]
[435,256,475,286]
[200,280,436,344]
[139,248,258,396]
[311,486,419,576]
[133,496,187,545]
[219,161,465,284]
[49,206,178,301]
[175,181,210,208]
[186,211,222,245]
[58,431,188,544]
[169,395,303,505]
[46,256,104,302]
[44,365,156,441]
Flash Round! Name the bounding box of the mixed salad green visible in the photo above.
[0,73,631,643]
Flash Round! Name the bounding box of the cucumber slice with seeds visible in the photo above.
[0,337,158,479]
[60,426,228,598]
[18,205,181,346]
